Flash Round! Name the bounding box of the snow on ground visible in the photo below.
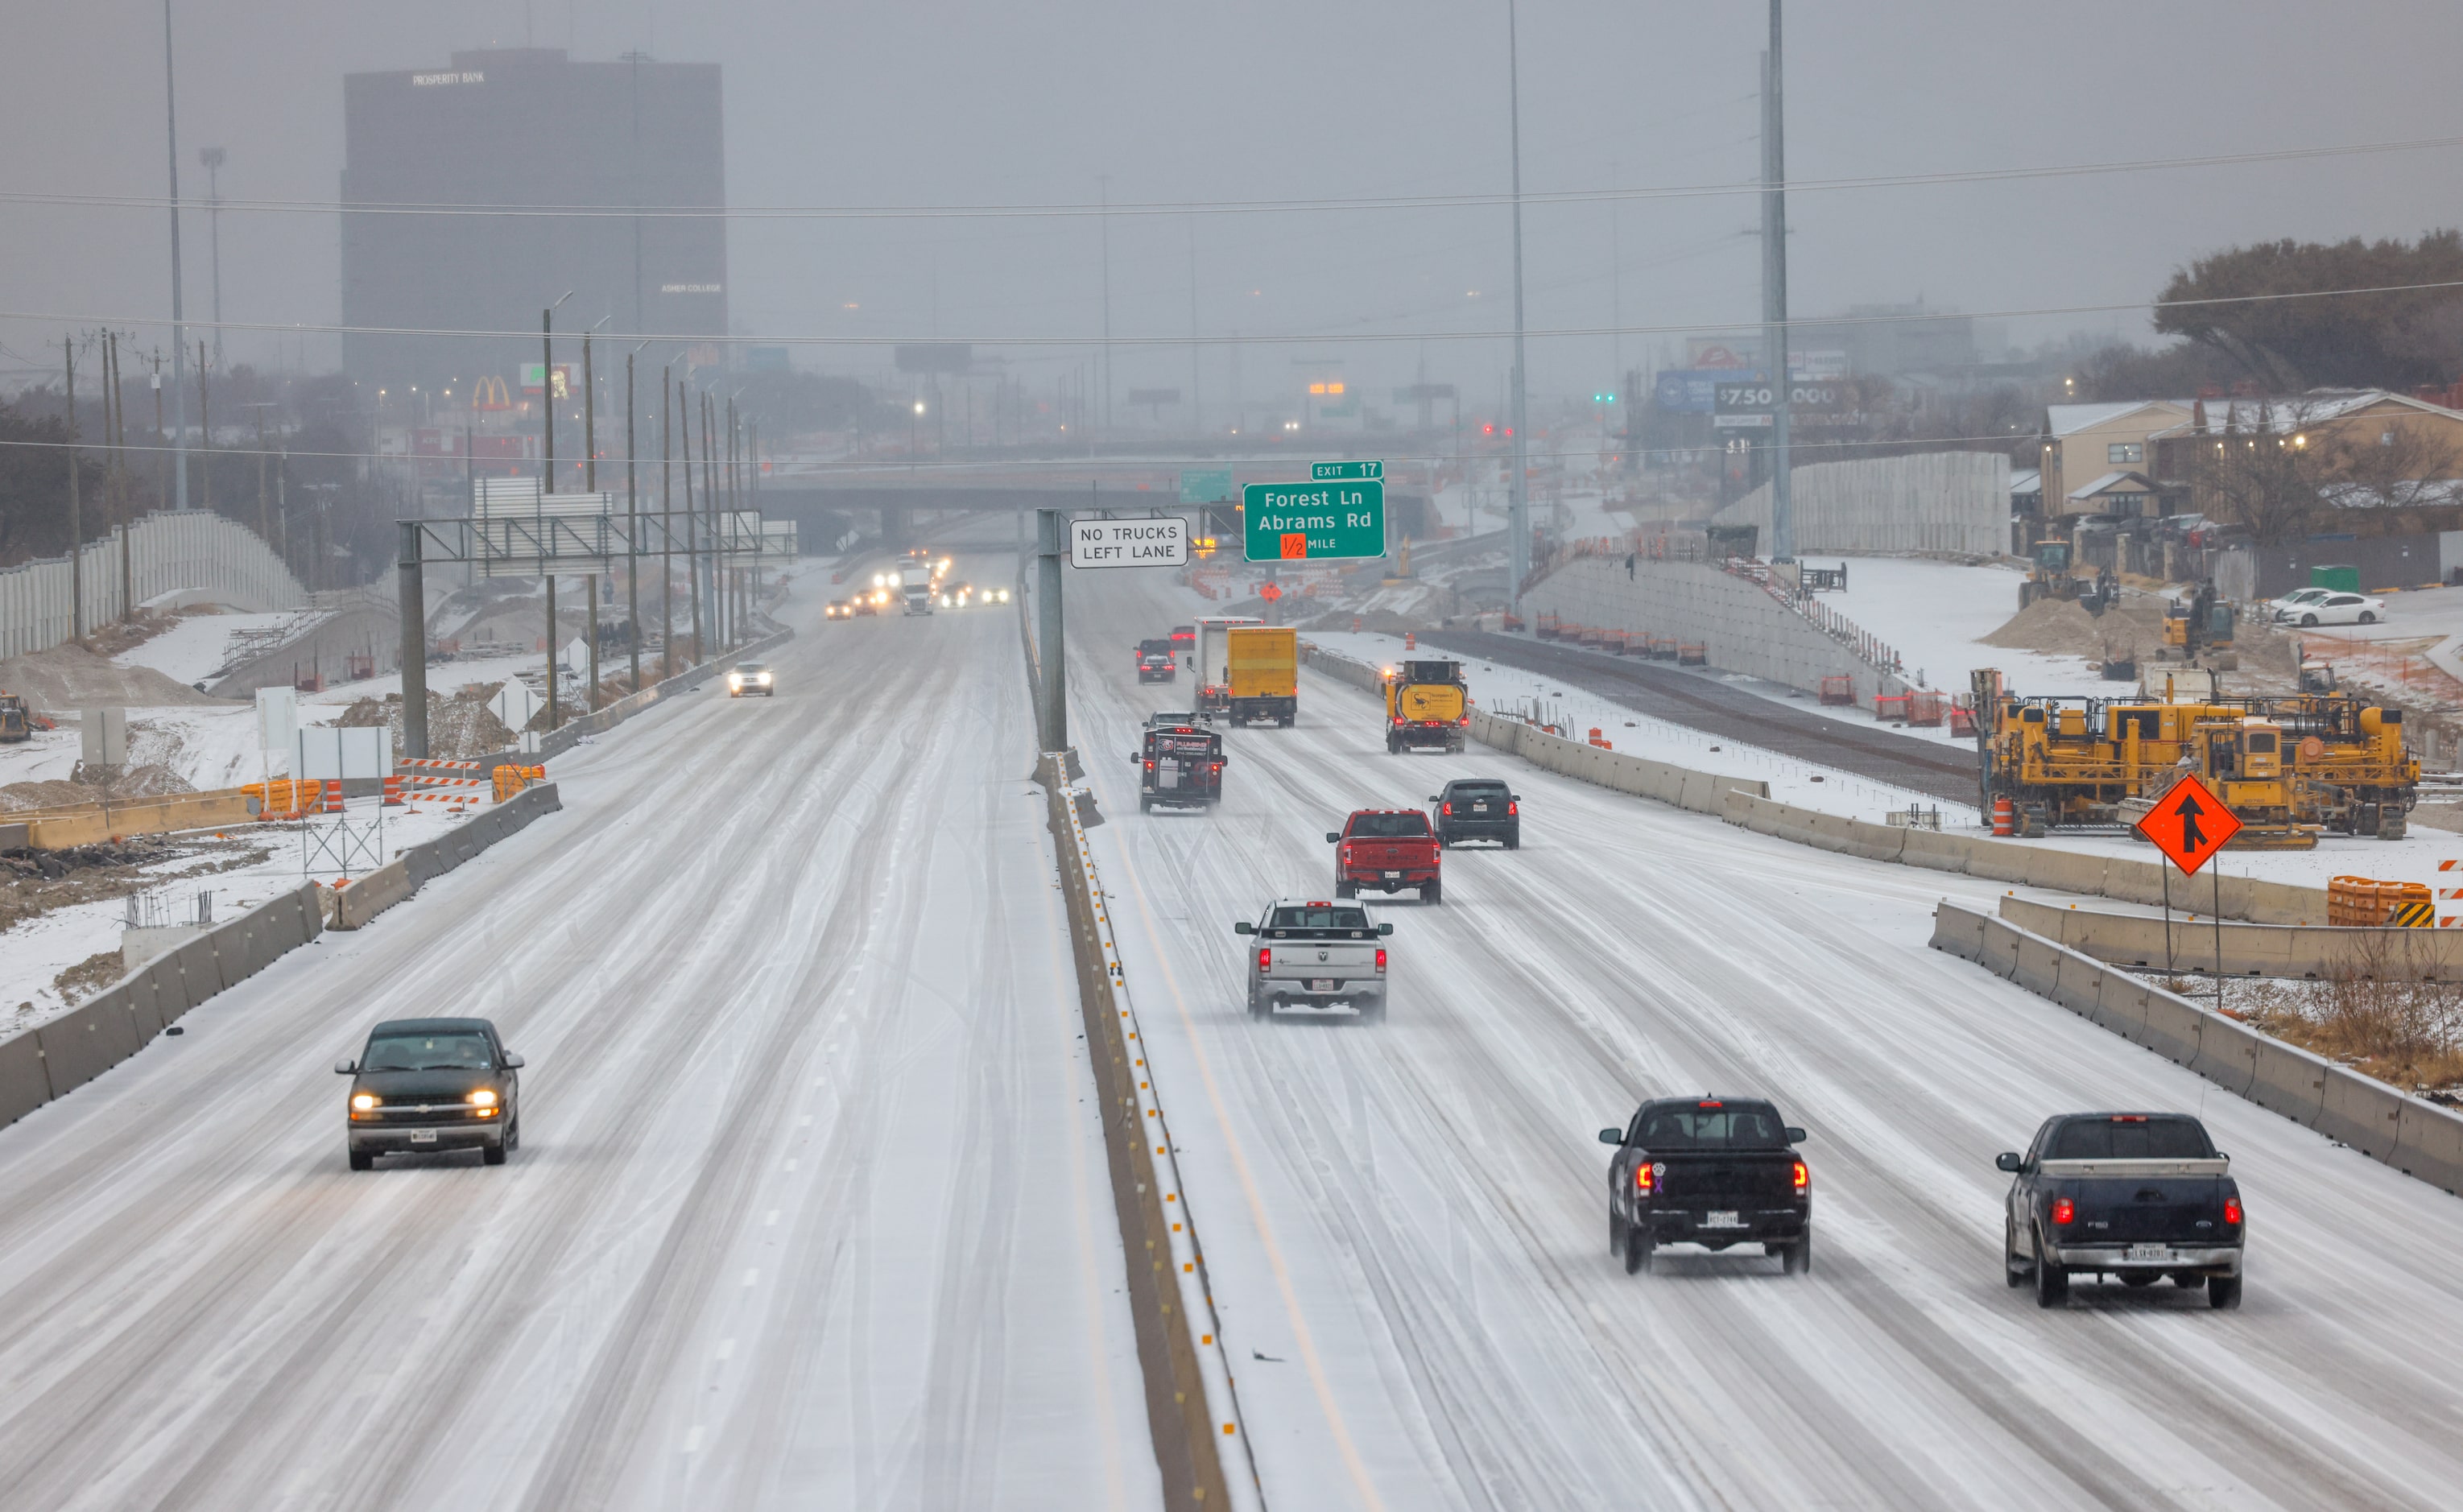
[0,797,473,1035]
[1817,556,2114,697]
[1304,629,1963,823]
[298,650,548,708]
[112,610,312,687]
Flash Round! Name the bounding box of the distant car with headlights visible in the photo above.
[824,599,852,619]
[1235,897,1392,1021]
[1599,1097,1811,1275]
[726,661,775,696]
[337,1017,523,1169]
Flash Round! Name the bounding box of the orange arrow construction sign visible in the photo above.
[2134,771,2241,875]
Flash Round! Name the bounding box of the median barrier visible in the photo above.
[2187,1013,2261,1097]
[2015,848,2110,897]
[2392,1098,2463,1193]
[2133,983,2203,1068]
[0,1031,51,1126]
[2089,969,2149,1040]
[209,913,263,989]
[1998,894,2463,980]
[2316,1066,2403,1159]
[2012,933,2066,998]
[1928,901,1986,958]
[120,965,166,1038]
[333,860,415,931]
[164,936,224,1019]
[1977,915,2023,979]
[1899,828,1973,874]
[2245,1035,2330,1127]
[36,1001,128,1097]
[2051,950,2105,1018]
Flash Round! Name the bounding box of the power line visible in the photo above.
[10,275,2463,351]
[6,132,2456,223]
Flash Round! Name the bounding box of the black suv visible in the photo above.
[337,1017,524,1169]
[1432,779,1519,848]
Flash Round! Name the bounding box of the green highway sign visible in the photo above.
[1310,460,1382,481]
[1179,467,1234,503]
[1243,479,1386,561]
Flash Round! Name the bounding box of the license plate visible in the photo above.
[1309,978,1336,993]
[1472,803,1489,812]
[1703,1210,1742,1229]
[1383,870,1400,878]
[2126,1243,2177,1263]
[409,1130,439,1145]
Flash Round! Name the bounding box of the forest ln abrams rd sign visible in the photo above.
[1243,465,1386,562]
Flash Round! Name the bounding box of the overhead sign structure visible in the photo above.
[1244,466,1386,562]
[1180,468,1234,504]
[1071,515,1188,568]
[2134,771,2241,875]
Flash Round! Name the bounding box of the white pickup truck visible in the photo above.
[1234,897,1393,1022]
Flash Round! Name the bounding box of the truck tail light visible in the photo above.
[1257,947,1271,973]
[1792,1159,1808,1192]
[2052,1197,2075,1226]
[1507,801,1519,816]
[1441,802,1453,816]
[1634,1162,1655,1195]
[2224,1196,2242,1227]
[1374,948,1386,973]
[1458,716,1469,726]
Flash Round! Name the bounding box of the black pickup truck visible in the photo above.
[1597,1097,1811,1275]
[1998,1112,2246,1309]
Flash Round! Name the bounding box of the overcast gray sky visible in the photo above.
[4,0,2458,413]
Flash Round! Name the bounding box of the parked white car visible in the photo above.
[2266,587,2333,618]
[2283,593,2386,627]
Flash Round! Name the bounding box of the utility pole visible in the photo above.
[65,337,82,640]
[682,380,701,665]
[1763,2,1795,562]
[1099,175,1114,441]
[582,328,597,491]
[1505,0,1532,614]
[196,340,210,512]
[160,0,189,510]
[1188,216,1202,436]
[660,366,675,679]
[200,147,226,374]
[541,291,571,732]
[626,349,641,691]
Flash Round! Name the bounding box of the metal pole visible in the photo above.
[661,366,674,678]
[586,570,600,712]
[161,0,189,510]
[542,304,556,732]
[1099,176,1113,441]
[1505,0,1531,615]
[626,350,641,691]
[66,337,82,640]
[399,521,428,758]
[582,329,597,492]
[1764,4,1795,562]
[202,147,225,374]
[1036,507,1067,752]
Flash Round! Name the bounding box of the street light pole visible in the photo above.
[160,0,189,510]
[541,291,572,733]
[1505,0,1531,616]
[200,147,225,374]
[1764,0,1795,562]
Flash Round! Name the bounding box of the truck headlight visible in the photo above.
[351,1093,378,1111]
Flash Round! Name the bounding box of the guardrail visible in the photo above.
[1930,899,2463,1196]
[1039,751,1260,1512]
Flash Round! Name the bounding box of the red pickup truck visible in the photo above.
[1326,809,1442,903]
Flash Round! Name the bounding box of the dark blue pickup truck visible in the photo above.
[1999,1113,2246,1309]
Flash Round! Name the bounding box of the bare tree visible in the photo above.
[2180,399,2331,544]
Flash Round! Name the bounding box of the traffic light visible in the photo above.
[1593,391,1616,403]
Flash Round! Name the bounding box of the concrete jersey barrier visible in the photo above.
[0,881,324,1130]
[1930,899,2463,1196]
[2000,894,2463,980]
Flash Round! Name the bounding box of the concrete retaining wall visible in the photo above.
[1714,452,2009,558]
[1525,556,1910,707]
[1931,899,2463,1195]
[2002,894,2463,979]
[1,510,308,659]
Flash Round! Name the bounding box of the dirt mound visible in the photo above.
[332,689,516,760]
[0,764,195,813]
[1982,595,2168,659]
[0,643,233,713]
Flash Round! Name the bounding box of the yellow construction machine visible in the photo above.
[1973,669,2415,844]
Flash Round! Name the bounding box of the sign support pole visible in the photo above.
[2214,867,2225,1010]
[399,520,428,760]
[2161,862,2173,977]
[1037,506,1068,753]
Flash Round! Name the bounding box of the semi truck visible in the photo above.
[1224,626,1298,726]
[1192,616,1263,715]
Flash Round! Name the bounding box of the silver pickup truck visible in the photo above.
[1235,898,1393,1022]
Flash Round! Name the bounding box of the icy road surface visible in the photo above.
[1068,568,2463,1511]
[0,578,1159,1512]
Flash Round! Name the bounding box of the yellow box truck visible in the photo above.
[1225,626,1299,727]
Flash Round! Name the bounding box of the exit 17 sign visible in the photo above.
[1244,464,1386,561]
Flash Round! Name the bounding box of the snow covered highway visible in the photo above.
[0,580,1158,1512]
[1063,568,2463,1511]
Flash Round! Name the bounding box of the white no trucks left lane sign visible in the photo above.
[1070,515,1188,568]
